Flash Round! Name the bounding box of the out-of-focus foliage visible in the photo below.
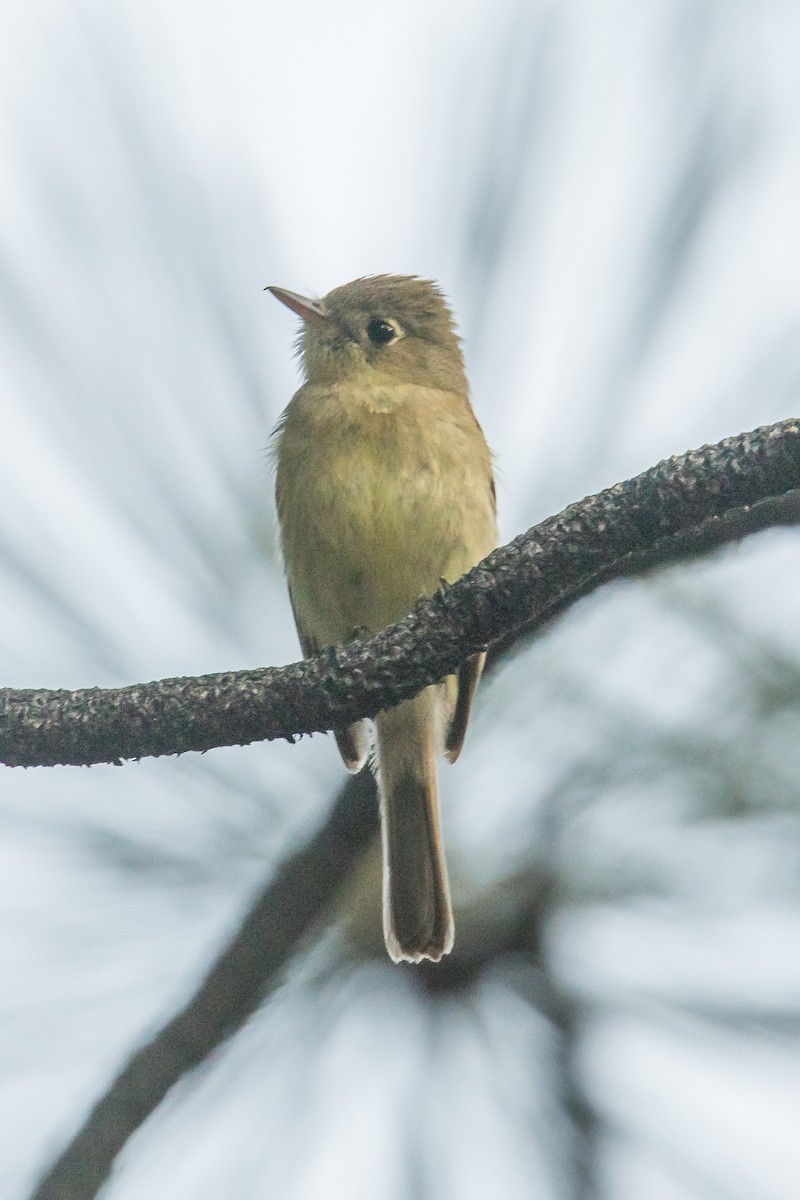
[1,2,799,1198]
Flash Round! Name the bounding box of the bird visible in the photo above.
[269,274,497,963]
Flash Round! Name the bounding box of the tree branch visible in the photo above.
[25,417,800,1199]
[3,419,800,769]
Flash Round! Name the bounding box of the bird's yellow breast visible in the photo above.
[275,381,496,649]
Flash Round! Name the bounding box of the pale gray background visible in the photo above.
[1,2,799,1197]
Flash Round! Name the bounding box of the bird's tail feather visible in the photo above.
[375,689,454,963]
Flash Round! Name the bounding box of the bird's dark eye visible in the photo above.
[367,318,398,346]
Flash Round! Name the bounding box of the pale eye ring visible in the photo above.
[367,318,399,346]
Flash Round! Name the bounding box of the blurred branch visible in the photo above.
[3,419,800,769]
[31,769,379,1200]
[31,797,559,1200]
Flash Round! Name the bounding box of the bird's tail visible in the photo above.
[375,688,454,963]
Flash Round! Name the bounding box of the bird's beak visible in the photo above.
[266,285,327,324]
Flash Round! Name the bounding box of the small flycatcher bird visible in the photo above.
[269,275,497,963]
